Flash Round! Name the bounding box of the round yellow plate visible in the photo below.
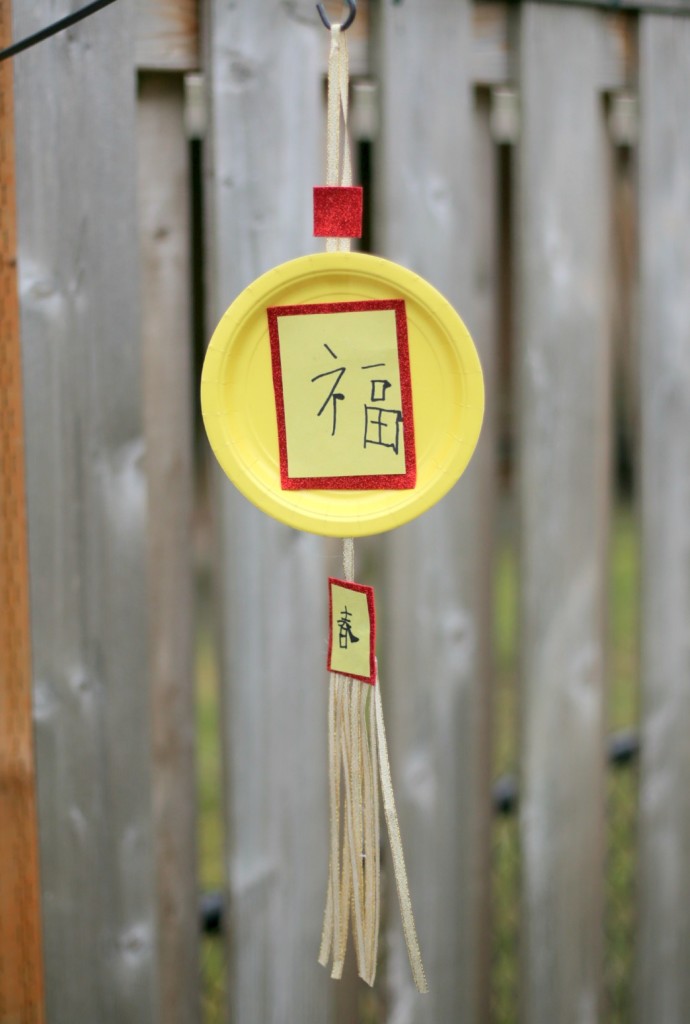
[201,251,484,537]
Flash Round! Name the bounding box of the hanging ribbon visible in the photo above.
[325,25,352,253]
[317,21,426,994]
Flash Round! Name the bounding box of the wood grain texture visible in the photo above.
[372,2,494,1019]
[14,3,159,1021]
[472,5,633,90]
[0,1,46,1019]
[516,8,611,1024]
[136,0,199,71]
[636,17,690,1024]
[204,2,342,1021]
[138,73,199,1024]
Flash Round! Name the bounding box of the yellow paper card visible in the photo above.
[328,578,376,684]
[267,300,416,490]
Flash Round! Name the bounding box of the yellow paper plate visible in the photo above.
[201,251,483,537]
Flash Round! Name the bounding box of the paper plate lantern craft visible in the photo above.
[203,251,483,538]
[201,2,484,994]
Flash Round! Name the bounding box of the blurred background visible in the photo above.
[4,0,690,1022]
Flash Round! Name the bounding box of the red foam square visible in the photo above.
[313,186,363,238]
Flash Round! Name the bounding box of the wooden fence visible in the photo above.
[4,0,690,1022]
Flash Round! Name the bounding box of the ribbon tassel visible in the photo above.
[319,665,427,992]
[320,541,427,992]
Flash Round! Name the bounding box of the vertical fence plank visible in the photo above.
[138,73,199,1024]
[204,2,340,1021]
[0,1,46,1018]
[517,8,611,1024]
[373,2,494,1020]
[470,86,500,1024]
[636,18,690,1024]
[14,3,159,1022]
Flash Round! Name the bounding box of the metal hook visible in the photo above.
[316,1,357,32]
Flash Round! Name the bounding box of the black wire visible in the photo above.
[0,0,119,62]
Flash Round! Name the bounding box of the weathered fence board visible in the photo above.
[204,2,342,1020]
[14,2,158,1021]
[373,2,494,1019]
[138,72,199,1024]
[0,2,45,1017]
[517,7,612,1023]
[636,17,690,1024]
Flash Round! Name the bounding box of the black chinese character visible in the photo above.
[312,344,346,436]
[369,379,392,402]
[363,406,403,454]
[337,606,360,649]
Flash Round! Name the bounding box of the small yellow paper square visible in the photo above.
[328,579,376,684]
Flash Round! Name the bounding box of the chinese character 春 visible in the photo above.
[337,606,360,649]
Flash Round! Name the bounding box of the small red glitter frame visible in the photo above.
[327,577,376,685]
[266,299,417,491]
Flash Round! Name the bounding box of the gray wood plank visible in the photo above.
[516,8,611,1024]
[373,2,495,1019]
[14,2,159,1022]
[636,17,690,1024]
[204,2,341,1021]
[138,73,199,1024]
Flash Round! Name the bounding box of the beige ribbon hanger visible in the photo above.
[317,16,427,994]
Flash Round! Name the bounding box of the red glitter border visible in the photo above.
[266,300,417,491]
[327,577,376,685]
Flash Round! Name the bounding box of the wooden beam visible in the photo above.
[136,0,199,71]
[472,4,635,89]
[0,1,46,1019]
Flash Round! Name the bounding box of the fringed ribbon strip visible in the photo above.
[319,541,427,992]
[372,667,427,994]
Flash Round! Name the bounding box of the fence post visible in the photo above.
[516,7,611,1022]
[636,17,690,1024]
[373,2,495,1018]
[14,2,159,1020]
